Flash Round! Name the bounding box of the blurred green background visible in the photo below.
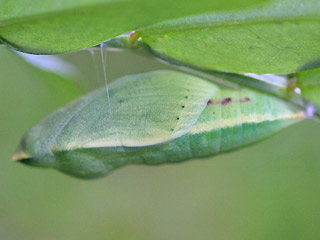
[1,45,320,240]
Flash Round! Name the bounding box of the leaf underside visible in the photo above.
[0,0,268,54]
[138,0,320,74]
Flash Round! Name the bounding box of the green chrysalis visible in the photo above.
[13,70,305,179]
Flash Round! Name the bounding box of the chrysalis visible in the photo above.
[13,71,305,179]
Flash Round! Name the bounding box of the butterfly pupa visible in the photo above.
[13,70,305,179]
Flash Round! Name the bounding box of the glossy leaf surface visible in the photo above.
[0,0,267,54]
[138,0,320,74]
[13,71,305,178]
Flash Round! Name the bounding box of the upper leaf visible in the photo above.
[0,0,267,54]
[138,0,320,74]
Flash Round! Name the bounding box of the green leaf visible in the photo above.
[0,0,268,54]
[295,68,320,108]
[13,70,305,179]
[137,0,320,74]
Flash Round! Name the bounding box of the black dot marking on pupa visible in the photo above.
[176,117,180,120]
[119,99,123,103]
[170,128,174,131]
[185,96,188,99]
[181,106,185,108]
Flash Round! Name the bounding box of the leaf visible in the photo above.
[295,67,320,108]
[13,70,305,179]
[0,0,268,54]
[137,0,320,74]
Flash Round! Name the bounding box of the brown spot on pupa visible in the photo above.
[221,98,232,105]
[207,100,213,105]
[240,97,251,103]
